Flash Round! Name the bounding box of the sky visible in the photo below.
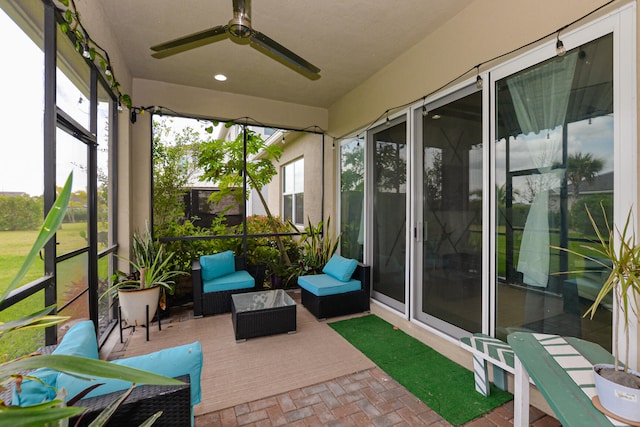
[0,8,45,196]
[0,7,112,197]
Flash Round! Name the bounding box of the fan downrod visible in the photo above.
[228,0,252,38]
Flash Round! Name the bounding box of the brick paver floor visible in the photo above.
[194,367,560,427]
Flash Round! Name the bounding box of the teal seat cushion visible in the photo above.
[200,251,235,281]
[322,254,358,282]
[298,273,361,296]
[12,320,98,406]
[56,341,203,407]
[203,270,254,293]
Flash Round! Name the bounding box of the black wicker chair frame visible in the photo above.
[301,263,371,320]
[192,256,260,317]
[70,374,191,427]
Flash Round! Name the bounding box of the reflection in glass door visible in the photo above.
[370,118,407,311]
[495,34,613,350]
[418,88,483,335]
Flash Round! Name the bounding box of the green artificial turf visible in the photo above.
[329,314,513,426]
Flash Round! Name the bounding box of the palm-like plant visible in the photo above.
[582,206,640,374]
[554,204,640,374]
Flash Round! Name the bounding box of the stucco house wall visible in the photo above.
[264,131,327,229]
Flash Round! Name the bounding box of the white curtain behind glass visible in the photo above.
[507,52,578,288]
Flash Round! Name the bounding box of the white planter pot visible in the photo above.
[118,287,161,327]
[594,363,640,422]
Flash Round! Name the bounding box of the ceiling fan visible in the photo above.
[150,0,321,80]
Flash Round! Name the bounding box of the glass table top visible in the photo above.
[232,289,296,313]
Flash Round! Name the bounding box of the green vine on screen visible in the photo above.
[55,0,132,109]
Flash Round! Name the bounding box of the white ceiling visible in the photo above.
[99,0,473,109]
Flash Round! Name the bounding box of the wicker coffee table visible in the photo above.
[231,289,297,341]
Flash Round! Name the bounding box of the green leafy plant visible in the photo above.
[158,217,230,273]
[55,0,132,108]
[0,173,183,426]
[553,204,640,374]
[103,223,188,308]
[298,217,340,275]
[198,129,295,263]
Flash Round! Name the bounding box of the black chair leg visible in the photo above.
[119,306,123,343]
[146,304,149,342]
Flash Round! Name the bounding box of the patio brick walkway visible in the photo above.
[111,297,561,427]
[194,366,560,427]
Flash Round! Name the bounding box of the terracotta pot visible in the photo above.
[118,286,161,327]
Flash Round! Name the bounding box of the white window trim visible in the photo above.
[282,157,304,225]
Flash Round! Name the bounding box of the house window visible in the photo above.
[283,158,304,225]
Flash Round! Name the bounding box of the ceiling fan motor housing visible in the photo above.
[228,16,251,38]
[229,0,252,38]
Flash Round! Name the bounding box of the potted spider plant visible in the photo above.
[103,223,187,327]
[559,204,640,422]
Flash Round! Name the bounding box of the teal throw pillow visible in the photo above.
[53,320,99,359]
[322,254,358,282]
[200,251,235,281]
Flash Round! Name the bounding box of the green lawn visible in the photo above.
[496,226,601,278]
[0,222,90,358]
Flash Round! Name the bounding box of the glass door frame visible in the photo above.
[366,112,412,316]
[488,3,637,364]
[411,81,489,338]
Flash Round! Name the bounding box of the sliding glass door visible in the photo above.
[369,117,407,312]
[415,87,483,335]
[494,34,614,349]
[349,7,632,355]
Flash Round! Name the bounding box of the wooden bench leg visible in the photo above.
[514,355,530,427]
[473,354,490,397]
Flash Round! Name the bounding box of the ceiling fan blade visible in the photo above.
[151,25,228,58]
[250,31,321,80]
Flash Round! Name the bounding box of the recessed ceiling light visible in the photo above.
[214,74,227,81]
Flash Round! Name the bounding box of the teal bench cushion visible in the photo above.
[12,320,99,406]
[12,367,58,406]
[298,273,361,296]
[200,251,235,281]
[322,254,358,282]
[57,341,203,406]
[203,270,254,293]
